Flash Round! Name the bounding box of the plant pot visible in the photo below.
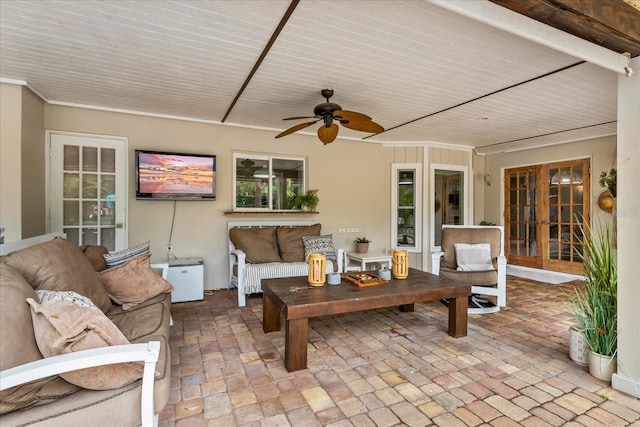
[588,351,616,382]
[356,242,369,254]
[569,326,589,366]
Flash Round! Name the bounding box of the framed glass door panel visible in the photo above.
[505,166,539,268]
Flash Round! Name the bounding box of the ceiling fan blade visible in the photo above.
[275,121,318,138]
[283,116,317,120]
[317,123,339,144]
[341,119,384,134]
[333,110,372,122]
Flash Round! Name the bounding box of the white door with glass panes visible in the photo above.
[48,132,127,251]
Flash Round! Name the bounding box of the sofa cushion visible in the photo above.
[99,253,174,311]
[230,226,282,263]
[2,237,113,313]
[275,224,321,262]
[103,241,150,268]
[80,245,109,272]
[302,234,336,260]
[0,263,79,415]
[27,298,144,390]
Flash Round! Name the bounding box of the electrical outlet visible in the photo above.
[338,228,361,233]
[166,245,173,255]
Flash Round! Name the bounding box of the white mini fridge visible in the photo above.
[166,258,204,302]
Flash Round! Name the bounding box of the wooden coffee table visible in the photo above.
[261,268,470,372]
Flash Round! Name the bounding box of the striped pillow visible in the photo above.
[103,241,150,267]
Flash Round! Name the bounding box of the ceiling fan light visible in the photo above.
[317,123,338,144]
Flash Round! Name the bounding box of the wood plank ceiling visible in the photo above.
[1,0,638,153]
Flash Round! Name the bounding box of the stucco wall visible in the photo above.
[0,83,22,243]
[482,136,617,228]
[44,104,393,290]
[21,86,45,238]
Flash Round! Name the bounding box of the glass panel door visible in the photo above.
[50,133,127,251]
[505,159,589,274]
[391,163,421,252]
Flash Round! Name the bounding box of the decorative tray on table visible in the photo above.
[342,273,389,287]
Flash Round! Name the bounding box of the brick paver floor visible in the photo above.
[159,276,639,426]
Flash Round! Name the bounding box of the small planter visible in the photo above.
[569,326,589,366]
[356,242,369,254]
[588,351,616,382]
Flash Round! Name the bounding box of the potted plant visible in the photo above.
[599,168,617,198]
[568,221,617,381]
[355,237,370,254]
[295,189,319,211]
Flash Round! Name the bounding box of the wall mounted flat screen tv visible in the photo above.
[135,150,216,200]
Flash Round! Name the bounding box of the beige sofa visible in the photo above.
[228,221,343,307]
[0,233,171,426]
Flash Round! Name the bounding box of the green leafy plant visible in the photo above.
[479,221,496,226]
[295,189,319,211]
[568,220,617,357]
[355,237,371,243]
[598,168,616,189]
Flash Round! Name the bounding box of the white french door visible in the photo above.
[48,132,128,251]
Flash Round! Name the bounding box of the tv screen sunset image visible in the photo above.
[138,152,215,195]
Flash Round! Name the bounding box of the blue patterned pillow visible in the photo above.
[103,241,150,267]
[302,234,336,260]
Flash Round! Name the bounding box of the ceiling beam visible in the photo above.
[221,0,300,123]
[431,0,633,75]
[490,0,640,57]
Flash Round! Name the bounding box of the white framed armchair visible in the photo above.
[431,225,506,314]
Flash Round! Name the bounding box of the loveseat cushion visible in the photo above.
[276,224,321,262]
[2,237,113,313]
[0,263,79,415]
[230,226,282,263]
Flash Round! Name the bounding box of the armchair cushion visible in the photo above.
[454,243,494,271]
[276,224,321,262]
[229,226,282,263]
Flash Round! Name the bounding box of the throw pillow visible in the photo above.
[36,290,98,311]
[229,226,282,263]
[276,224,322,262]
[2,237,113,314]
[99,253,174,310]
[302,234,337,260]
[103,241,150,267]
[454,243,494,271]
[26,298,144,390]
[80,244,109,272]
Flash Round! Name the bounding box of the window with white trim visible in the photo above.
[233,153,306,211]
[391,163,421,252]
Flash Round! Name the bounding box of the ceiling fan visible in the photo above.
[237,159,261,177]
[275,89,384,144]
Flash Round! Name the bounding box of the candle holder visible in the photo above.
[392,249,408,279]
[307,253,326,286]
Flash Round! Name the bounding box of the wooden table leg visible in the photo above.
[399,303,415,312]
[284,318,308,372]
[448,295,468,337]
[263,294,280,333]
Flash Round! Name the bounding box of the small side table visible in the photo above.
[345,252,392,271]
